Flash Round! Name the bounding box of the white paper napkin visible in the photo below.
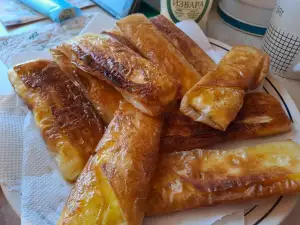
[0,93,27,190]
[21,113,72,225]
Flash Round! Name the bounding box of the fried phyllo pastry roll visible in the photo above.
[58,102,162,225]
[147,141,300,216]
[150,15,216,76]
[162,93,291,152]
[52,48,123,124]
[51,33,178,117]
[181,86,245,131]
[103,28,143,55]
[8,60,104,181]
[181,46,270,131]
[225,92,291,139]
[116,14,202,95]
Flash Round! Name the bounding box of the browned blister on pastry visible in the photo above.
[52,48,123,124]
[51,33,178,117]
[150,15,216,76]
[180,46,270,131]
[161,109,224,153]
[69,69,123,124]
[162,92,291,153]
[147,141,300,216]
[58,101,162,225]
[8,60,105,181]
[116,14,202,95]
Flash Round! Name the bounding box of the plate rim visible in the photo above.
[1,38,299,225]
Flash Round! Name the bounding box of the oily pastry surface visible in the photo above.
[8,59,105,181]
[58,102,162,225]
[162,92,291,153]
[147,141,300,216]
[117,14,202,95]
[150,15,216,77]
[181,46,270,130]
[51,33,178,116]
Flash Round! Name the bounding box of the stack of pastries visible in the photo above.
[8,14,300,225]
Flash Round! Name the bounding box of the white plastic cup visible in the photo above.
[262,0,300,80]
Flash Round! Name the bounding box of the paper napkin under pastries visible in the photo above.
[22,113,72,225]
[0,93,27,190]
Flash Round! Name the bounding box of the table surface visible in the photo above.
[1,2,300,225]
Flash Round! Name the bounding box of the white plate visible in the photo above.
[2,34,300,225]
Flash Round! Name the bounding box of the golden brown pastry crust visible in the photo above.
[71,69,123,124]
[180,46,270,131]
[147,141,300,216]
[58,101,162,225]
[116,14,202,95]
[181,86,245,130]
[199,46,270,90]
[52,47,123,124]
[51,33,178,116]
[8,60,104,181]
[162,93,291,152]
[103,28,143,55]
[150,15,216,76]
